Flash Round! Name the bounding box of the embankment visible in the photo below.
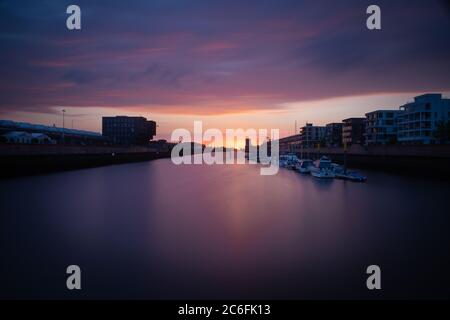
[0,144,170,178]
[297,144,450,178]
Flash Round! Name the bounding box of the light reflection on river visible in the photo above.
[0,158,449,299]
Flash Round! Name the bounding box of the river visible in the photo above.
[1,158,449,299]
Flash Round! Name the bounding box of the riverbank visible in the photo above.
[291,144,450,179]
[0,144,170,179]
[2,144,450,179]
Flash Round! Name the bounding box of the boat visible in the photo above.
[280,154,299,169]
[286,154,299,170]
[278,155,289,168]
[338,171,367,182]
[309,156,335,179]
[331,163,367,182]
[295,159,313,173]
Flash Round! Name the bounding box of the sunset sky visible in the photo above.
[1,0,449,143]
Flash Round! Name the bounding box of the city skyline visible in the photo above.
[1,0,450,143]
[2,1,450,303]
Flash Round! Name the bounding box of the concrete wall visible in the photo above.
[296,144,450,178]
[0,144,170,178]
[299,144,450,158]
[0,144,162,156]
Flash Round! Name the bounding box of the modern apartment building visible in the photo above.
[102,116,156,145]
[342,118,365,146]
[300,123,326,148]
[325,123,343,147]
[397,94,450,144]
[278,134,302,154]
[365,110,401,145]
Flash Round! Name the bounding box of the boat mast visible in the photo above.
[306,122,309,159]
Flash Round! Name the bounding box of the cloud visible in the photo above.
[0,0,449,117]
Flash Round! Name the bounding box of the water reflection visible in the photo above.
[0,159,449,299]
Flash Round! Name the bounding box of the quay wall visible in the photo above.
[295,144,450,178]
[2,144,450,179]
[0,144,171,178]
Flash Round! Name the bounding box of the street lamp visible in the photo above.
[62,109,66,144]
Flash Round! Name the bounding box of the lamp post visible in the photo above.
[343,142,347,174]
[62,109,66,144]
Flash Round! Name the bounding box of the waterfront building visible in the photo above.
[342,118,365,146]
[397,93,450,144]
[279,134,302,154]
[0,119,103,145]
[365,110,401,145]
[300,123,326,148]
[2,131,55,144]
[325,123,343,147]
[102,116,156,145]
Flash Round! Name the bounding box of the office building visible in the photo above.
[300,123,326,148]
[279,134,302,154]
[102,116,156,145]
[325,123,343,147]
[342,118,365,145]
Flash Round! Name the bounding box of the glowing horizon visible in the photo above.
[3,90,449,149]
[1,1,449,146]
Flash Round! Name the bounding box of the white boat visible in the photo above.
[279,155,289,168]
[280,154,299,169]
[295,159,313,173]
[310,156,335,179]
[332,163,367,182]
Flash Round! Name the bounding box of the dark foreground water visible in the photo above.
[1,158,450,299]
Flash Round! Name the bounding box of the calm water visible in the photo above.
[1,158,450,299]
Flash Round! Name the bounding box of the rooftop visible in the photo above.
[0,120,102,137]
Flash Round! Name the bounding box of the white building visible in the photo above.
[365,110,401,145]
[2,131,54,144]
[30,133,54,144]
[397,94,450,144]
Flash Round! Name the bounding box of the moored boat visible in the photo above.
[331,163,367,182]
[309,156,335,179]
[280,154,299,169]
[295,159,313,173]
